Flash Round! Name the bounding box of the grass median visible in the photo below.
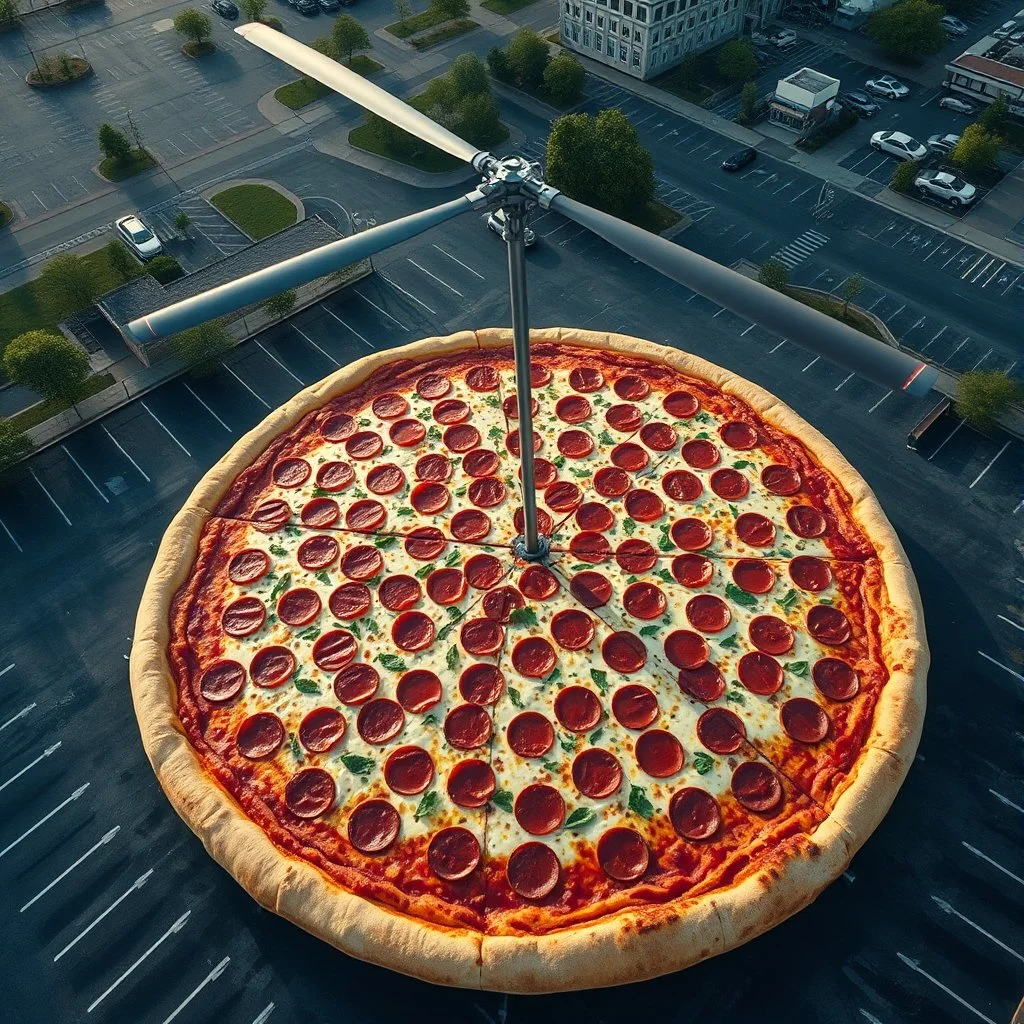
[209,184,298,240]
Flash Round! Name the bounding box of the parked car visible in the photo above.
[212,0,238,15]
[840,90,881,117]
[295,0,319,12]
[870,130,927,160]
[927,132,961,156]
[915,170,977,207]
[318,0,340,8]
[940,14,967,34]
[993,20,1017,38]
[115,215,163,261]
[939,95,977,114]
[770,28,798,47]
[721,147,757,171]
[486,208,537,247]
[865,75,909,99]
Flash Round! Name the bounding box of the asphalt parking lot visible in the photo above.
[1,195,1023,1022]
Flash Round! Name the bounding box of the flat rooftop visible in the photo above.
[782,67,840,93]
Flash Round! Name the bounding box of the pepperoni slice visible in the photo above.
[445,424,481,452]
[297,535,340,571]
[554,686,602,732]
[720,421,758,450]
[434,398,470,424]
[314,630,358,672]
[424,568,465,606]
[366,464,406,495]
[273,457,311,488]
[378,575,422,611]
[506,429,541,457]
[663,391,699,418]
[594,466,630,497]
[301,497,340,529]
[732,762,783,813]
[732,558,776,595]
[672,518,713,552]
[341,545,383,581]
[384,745,435,795]
[616,539,658,573]
[459,664,504,705]
[346,499,387,532]
[671,553,714,587]
[507,712,555,758]
[686,594,731,633]
[504,396,538,420]
[697,708,746,754]
[411,482,450,515]
[569,531,611,564]
[346,431,383,460]
[222,597,265,637]
[396,669,442,713]
[544,481,582,513]
[640,422,677,452]
[200,661,245,703]
[333,663,379,705]
[429,827,481,881]
[515,785,565,835]
[372,392,409,419]
[327,582,371,621]
[813,658,859,701]
[482,586,523,623]
[787,505,826,538]
[807,605,852,646]
[569,366,604,392]
[570,570,612,608]
[738,652,783,695]
[465,553,504,589]
[463,449,500,478]
[735,512,776,548]
[557,430,594,458]
[635,729,684,778]
[466,365,499,392]
[348,799,400,853]
[710,468,749,501]
[781,698,830,744]
[531,458,558,488]
[507,842,560,899]
[316,461,355,492]
[681,439,720,469]
[249,646,296,689]
[278,587,321,626]
[664,630,709,670]
[447,759,496,808]
[392,611,435,652]
[762,464,802,496]
[236,713,284,759]
[790,556,833,592]
[460,618,504,656]
[602,631,647,673]
[444,704,492,749]
[530,363,552,387]
[611,442,649,473]
[415,453,452,482]
[298,708,346,753]
[251,498,291,533]
[611,685,659,730]
[511,637,557,678]
[662,470,702,503]
[749,615,794,655]
[670,788,721,840]
[322,412,356,442]
[390,419,426,448]
[228,549,270,585]
[605,404,642,433]
[450,509,491,542]
[416,372,451,400]
[576,502,615,532]
[285,769,336,819]
[513,506,553,536]
[622,582,667,620]
[624,488,665,523]
[556,395,592,423]
[678,662,726,702]
[611,374,647,401]
[405,527,447,561]
[571,748,623,800]
[550,609,595,650]
[357,699,405,744]
[518,566,558,602]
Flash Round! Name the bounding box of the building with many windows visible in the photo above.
[560,0,782,80]
[945,33,1024,116]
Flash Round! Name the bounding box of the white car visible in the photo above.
[486,208,537,247]
[865,75,910,100]
[940,15,967,34]
[870,130,928,160]
[915,170,977,207]
[939,96,977,114]
[927,132,960,156]
[993,20,1017,38]
[115,215,163,261]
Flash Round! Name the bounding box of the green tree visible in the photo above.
[2,330,90,408]
[841,273,864,318]
[890,158,919,193]
[0,0,20,27]
[98,123,131,164]
[393,0,411,25]
[757,257,789,291]
[0,419,32,473]
[546,114,600,207]
[430,0,470,19]
[676,55,701,90]
[950,122,1001,175]
[543,51,585,105]
[332,14,370,65]
[980,93,1008,135]
[738,80,758,124]
[866,0,945,59]
[38,254,97,320]
[174,211,192,238]
[955,370,1022,430]
[263,290,297,318]
[507,28,550,92]
[487,45,510,82]
[455,92,501,145]
[240,0,267,20]
[716,38,756,83]
[105,239,139,282]
[311,34,338,58]
[146,254,184,284]
[448,52,489,98]
[173,7,213,45]
[173,320,234,375]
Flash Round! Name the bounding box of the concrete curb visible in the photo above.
[203,179,306,241]
[789,284,897,346]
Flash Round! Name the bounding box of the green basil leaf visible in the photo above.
[599,429,615,445]
[348,621,361,639]
[785,660,809,676]
[694,430,710,440]
[732,460,753,469]
[728,503,739,518]
[376,653,407,672]
[588,727,603,744]
[718,633,740,649]
[545,667,562,684]
[422,713,439,726]
[564,807,596,829]
[819,597,833,605]
[542,759,560,772]
[491,790,514,812]
[375,535,398,549]
[509,607,538,627]
[628,784,655,819]
[314,570,332,586]
[488,425,505,443]
[559,731,577,753]
[508,687,524,709]
[340,754,375,775]
[297,626,321,641]
[776,588,799,611]
[414,562,436,579]
[623,517,637,536]
[427,426,442,441]
[444,549,461,566]
[726,689,745,704]
[693,752,715,775]
[570,563,591,571]
[484,395,501,408]
[396,507,415,517]
[269,544,288,557]
[569,467,589,478]
[289,732,302,761]
[414,790,440,820]
[725,583,759,609]
[554,455,566,469]
[654,568,675,584]
[778,547,793,558]
[357,417,371,427]
[446,645,459,671]
[591,669,608,692]
[365,617,381,635]
[294,677,321,694]
[285,525,301,537]
[639,624,660,637]
[269,572,291,603]
[437,621,456,643]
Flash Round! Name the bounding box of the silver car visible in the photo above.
[938,96,977,114]
[870,130,928,160]
[940,15,967,34]
[915,170,976,207]
[927,133,960,156]
[115,215,163,261]
[865,76,910,100]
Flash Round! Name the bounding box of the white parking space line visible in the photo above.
[998,613,1024,633]
[160,956,230,1024]
[432,244,484,280]
[183,384,231,432]
[859,1011,885,1024]
[322,305,374,349]
[22,826,120,913]
[222,364,272,409]
[61,446,109,503]
[407,258,463,297]
[101,425,150,482]
[251,1003,275,1024]
[0,742,60,794]
[0,663,13,678]
[141,402,192,457]
[54,869,153,962]
[941,245,966,269]
[740,323,756,336]
[354,290,407,330]
[0,783,89,860]
[769,339,786,353]
[989,789,1024,814]
[1001,270,1023,296]
[29,468,72,526]
[834,373,854,391]
[0,517,22,553]
[256,340,304,385]
[977,650,1024,685]
[867,390,892,413]
[931,895,1024,962]
[87,910,191,1013]
[926,419,964,460]
[380,273,437,316]
[790,185,815,204]
[921,326,946,351]
[292,325,340,367]
[802,356,819,372]
[0,703,35,732]
[896,953,996,1024]
[969,440,1009,488]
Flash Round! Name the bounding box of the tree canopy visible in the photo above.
[717,39,757,83]
[507,28,550,92]
[240,0,267,20]
[430,0,470,19]
[2,330,91,406]
[332,14,370,65]
[174,321,234,375]
[955,370,1021,430]
[866,0,945,59]
[0,419,32,473]
[98,123,131,163]
[738,81,758,124]
[173,7,213,43]
[950,122,1001,175]
[757,258,789,291]
[264,291,297,318]
[39,254,98,321]
[980,93,1008,134]
[543,52,585,105]
[890,158,919,193]
[0,0,20,27]
[105,239,139,282]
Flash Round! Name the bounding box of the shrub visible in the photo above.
[2,330,90,406]
[955,370,1022,430]
[39,253,97,320]
[174,320,233,375]
[145,254,185,284]
[543,52,585,105]
[507,28,549,91]
[0,419,32,473]
[263,290,297,318]
[98,123,131,163]
[487,45,511,82]
[105,239,139,282]
[890,159,919,193]
[716,39,756,83]
[757,257,789,291]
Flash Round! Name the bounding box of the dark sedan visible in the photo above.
[721,148,756,172]
[296,0,319,12]
[212,0,238,16]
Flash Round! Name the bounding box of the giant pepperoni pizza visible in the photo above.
[130,328,927,993]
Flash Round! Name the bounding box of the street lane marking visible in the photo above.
[0,663,13,678]
[0,703,35,732]
[256,340,303,385]
[292,325,340,367]
[87,910,191,1013]
[0,517,22,553]
[183,384,231,432]
[931,895,1024,962]
[977,650,1024,685]
[54,869,153,962]
[102,425,150,481]
[0,783,89,860]
[896,953,996,1024]
[22,826,119,912]
[322,305,374,349]
[868,390,891,413]
[141,402,192,457]
[30,469,72,526]
[62,446,109,503]
[380,272,437,315]
[160,956,230,1024]
[223,364,272,409]
[0,742,60,794]
[989,789,1024,814]
[997,613,1024,633]
[969,440,1009,488]
[432,244,484,279]
[251,1004,276,1024]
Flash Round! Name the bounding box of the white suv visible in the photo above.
[870,130,928,160]
[915,170,977,207]
[115,215,163,261]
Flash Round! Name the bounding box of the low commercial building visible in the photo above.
[769,67,840,132]
[945,34,1024,114]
